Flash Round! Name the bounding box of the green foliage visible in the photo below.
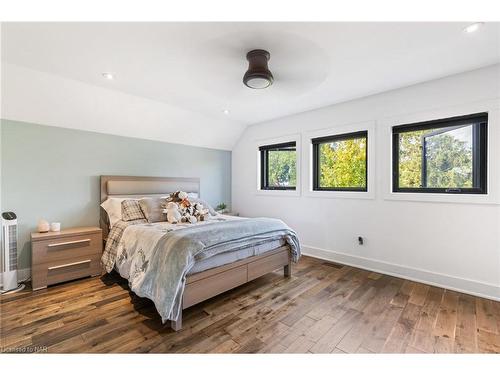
[398,130,425,188]
[215,202,227,211]
[398,128,473,188]
[426,132,473,188]
[265,127,473,191]
[319,138,366,188]
[267,150,296,187]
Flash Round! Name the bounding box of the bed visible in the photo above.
[99,176,301,331]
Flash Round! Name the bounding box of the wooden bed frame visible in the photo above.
[100,175,292,331]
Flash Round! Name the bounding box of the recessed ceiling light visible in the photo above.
[102,72,114,80]
[223,109,230,115]
[463,22,484,34]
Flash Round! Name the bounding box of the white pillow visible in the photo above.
[100,198,136,228]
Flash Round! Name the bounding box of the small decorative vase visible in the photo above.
[50,222,61,232]
[37,219,50,233]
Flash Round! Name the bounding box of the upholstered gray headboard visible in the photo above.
[99,175,200,239]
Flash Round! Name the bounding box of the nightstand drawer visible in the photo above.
[32,233,102,264]
[32,255,102,290]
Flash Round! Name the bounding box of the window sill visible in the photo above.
[304,190,375,200]
[383,192,499,205]
[255,189,301,198]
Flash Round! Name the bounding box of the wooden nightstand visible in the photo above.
[31,227,103,290]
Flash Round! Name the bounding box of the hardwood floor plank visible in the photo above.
[476,299,498,334]
[259,342,287,353]
[405,345,426,353]
[362,304,404,353]
[408,286,444,353]
[356,346,374,353]
[235,337,266,353]
[390,280,415,308]
[381,302,421,353]
[212,338,241,353]
[493,301,500,334]
[309,309,362,353]
[306,269,364,321]
[1,256,498,354]
[303,314,339,342]
[336,279,401,353]
[432,290,459,353]
[284,335,315,353]
[454,294,478,353]
[279,315,316,348]
[477,329,500,353]
[408,283,429,306]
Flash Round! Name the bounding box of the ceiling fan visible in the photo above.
[243,49,274,89]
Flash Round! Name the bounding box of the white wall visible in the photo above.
[232,64,500,300]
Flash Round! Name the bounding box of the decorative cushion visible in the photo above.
[101,198,132,228]
[139,197,166,223]
[121,200,146,221]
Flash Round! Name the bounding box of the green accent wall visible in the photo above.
[1,119,232,270]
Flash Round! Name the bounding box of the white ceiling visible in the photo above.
[2,22,500,147]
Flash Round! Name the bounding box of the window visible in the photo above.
[312,131,368,191]
[392,113,487,194]
[259,141,297,190]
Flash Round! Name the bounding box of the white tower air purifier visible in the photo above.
[1,212,25,294]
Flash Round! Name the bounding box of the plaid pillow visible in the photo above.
[121,199,146,221]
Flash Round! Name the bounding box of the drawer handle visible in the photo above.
[47,239,91,248]
[48,259,91,270]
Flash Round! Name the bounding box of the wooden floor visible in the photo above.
[1,256,499,353]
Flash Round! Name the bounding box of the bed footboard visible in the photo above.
[168,246,291,331]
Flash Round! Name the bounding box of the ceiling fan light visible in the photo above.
[243,49,274,89]
[245,75,273,89]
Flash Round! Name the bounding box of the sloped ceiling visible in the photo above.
[2,22,499,150]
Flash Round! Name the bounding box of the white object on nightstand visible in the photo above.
[50,222,61,232]
[37,219,50,233]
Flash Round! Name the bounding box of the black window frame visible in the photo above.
[392,112,488,194]
[312,130,368,192]
[259,141,297,191]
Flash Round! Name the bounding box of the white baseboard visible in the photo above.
[302,245,500,302]
[0,267,31,288]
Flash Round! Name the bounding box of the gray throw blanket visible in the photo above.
[105,217,300,322]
